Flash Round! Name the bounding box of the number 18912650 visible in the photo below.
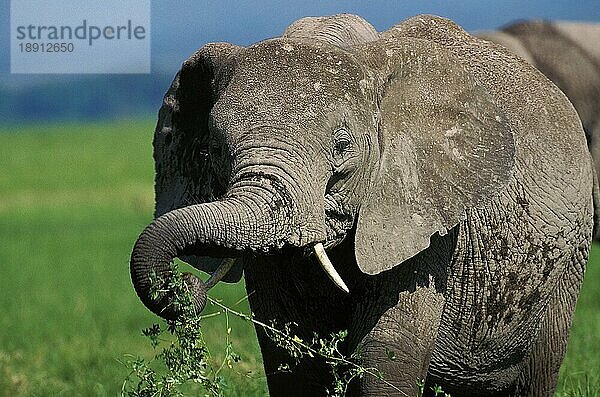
[19,42,74,53]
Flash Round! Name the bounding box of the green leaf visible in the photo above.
[385,347,396,361]
[292,335,303,344]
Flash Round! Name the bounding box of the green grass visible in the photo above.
[0,119,598,396]
[0,120,265,396]
[557,251,600,396]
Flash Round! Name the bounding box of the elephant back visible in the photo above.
[283,13,379,51]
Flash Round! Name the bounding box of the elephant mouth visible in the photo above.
[323,193,355,249]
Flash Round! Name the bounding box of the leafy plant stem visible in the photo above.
[206,296,406,395]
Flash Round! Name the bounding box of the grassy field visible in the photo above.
[0,120,598,396]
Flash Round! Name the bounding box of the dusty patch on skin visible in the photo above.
[444,126,461,137]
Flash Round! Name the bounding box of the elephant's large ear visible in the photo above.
[154,42,244,282]
[354,34,515,275]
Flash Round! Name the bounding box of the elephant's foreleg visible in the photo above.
[345,253,448,397]
[253,328,336,396]
[348,285,446,396]
[244,254,353,397]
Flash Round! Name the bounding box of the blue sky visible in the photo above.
[1,0,600,78]
[151,0,600,73]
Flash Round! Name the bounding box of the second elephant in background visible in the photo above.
[479,21,600,182]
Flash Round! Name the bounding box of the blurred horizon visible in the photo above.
[1,0,599,122]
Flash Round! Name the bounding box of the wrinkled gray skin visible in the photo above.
[130,14,595,396]
[478,21,600,195]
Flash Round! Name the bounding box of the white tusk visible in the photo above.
[205,258,237,289]
[313,243,349,293]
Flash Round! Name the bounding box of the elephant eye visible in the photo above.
[334,138,351,154]
[332,128,353,159]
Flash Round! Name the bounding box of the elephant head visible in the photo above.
[130,14,515,320]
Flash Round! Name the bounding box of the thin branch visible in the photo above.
[199,311,222,320]
[233,290,254,307]
[206,296,406,395]
[214,310,231,377]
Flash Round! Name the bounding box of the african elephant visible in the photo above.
[130,14,595,396]
[478,21,600,191]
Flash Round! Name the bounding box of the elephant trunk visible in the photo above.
[130,183,296,320]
